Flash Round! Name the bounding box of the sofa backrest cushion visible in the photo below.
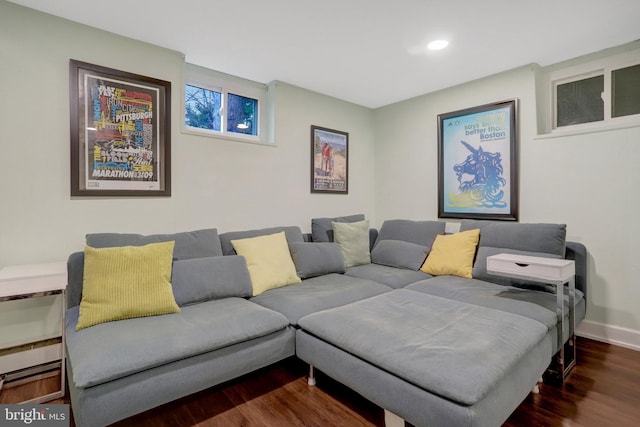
[219,226,304,256]
[86,228,223,260]
[369,220,444,269]
[374,219,446,248]
[311,214,365,242]
[370,240,429,271]
[289,242,346,279]
[459,220,567,285]
[69,228,224,309]
[459,220,566,255]
[171,255,253,305]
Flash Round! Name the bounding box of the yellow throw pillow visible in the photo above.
[76,241,180,331]
[420,229,480,278]
[231,231,302,296]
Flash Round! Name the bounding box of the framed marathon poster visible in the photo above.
[437,99,518,220]
[310,125,349,194]
[69,59,171,197]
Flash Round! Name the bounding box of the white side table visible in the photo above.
[486,253,576,380]
[0,262,67,403]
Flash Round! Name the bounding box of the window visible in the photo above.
[227,93,258,136]
[183,64,271,143]
[612,64,640,118]
[550,51,640,132]
[185,84,222,132]
[555,73,604,127]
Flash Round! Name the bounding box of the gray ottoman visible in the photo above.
[296,289,552,427]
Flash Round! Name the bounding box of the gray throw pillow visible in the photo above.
[371,239,430,270]
[332,220,371,268]
[171,256,252,305]
[289,242,346,279]
[311,214,365,242]
[86,229,223,260]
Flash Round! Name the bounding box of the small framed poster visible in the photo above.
[310,125,349,194]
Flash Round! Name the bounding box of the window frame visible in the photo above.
[548,50,640,134]
[182,64,272,144]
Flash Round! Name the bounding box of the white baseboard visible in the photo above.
[577,320,640,352]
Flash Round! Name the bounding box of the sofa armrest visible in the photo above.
[565,241,587,302]
[66,251,85,309]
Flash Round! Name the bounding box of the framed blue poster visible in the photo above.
[437,99,518,220]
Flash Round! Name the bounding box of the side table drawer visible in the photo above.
[487,254,575,283]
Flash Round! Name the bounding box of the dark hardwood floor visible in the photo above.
[2,337,639,426]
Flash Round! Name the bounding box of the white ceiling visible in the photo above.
[8,0,640,108]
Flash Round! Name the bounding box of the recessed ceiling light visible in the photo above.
[427,40,449,50]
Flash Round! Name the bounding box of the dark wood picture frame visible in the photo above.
[310,125,349,194]
[69,59,171,197]
[437,99,518,220]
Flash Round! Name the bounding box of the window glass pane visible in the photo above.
[556,75,604,127]
[227,93,258,136]
[185,84,222,131]
[612,64,640,118]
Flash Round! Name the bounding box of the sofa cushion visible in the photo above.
[420,229,480,279]
[289,242,345,279]
[332,219,371,267]
[219,226,305,255]
[250,273,391,325]
[231,231,302,296]
[345,263,432,289]
[77,242,180,331]
[311,214,365,242]
[406,276,584,332]
[86,228,223,260]
[171,255,253,305]
[374,219,445,248]
[371,239,429,270]
[66,297,290,389]
[297,289,548,405]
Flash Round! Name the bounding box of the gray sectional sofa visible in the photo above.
[64,217,587,427]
